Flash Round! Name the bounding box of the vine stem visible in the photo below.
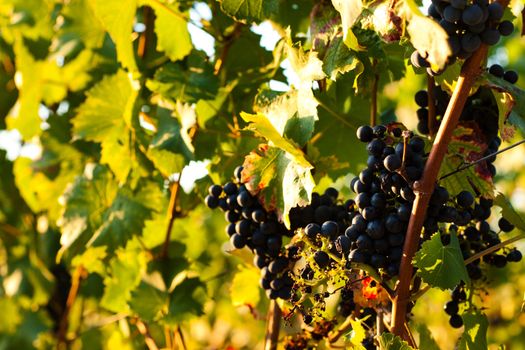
[57,265,86,346]
[464,232,525,265]
[328,315,354,343]
[137,6,154,59]
[391,44,491,336]
[136,319,160,350]
[370,62,379,127]
[160,169,184,259]
[264,300,281,350]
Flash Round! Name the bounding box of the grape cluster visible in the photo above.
[411,0,514,74]
[205,167,296,300]
[342,125,428,276]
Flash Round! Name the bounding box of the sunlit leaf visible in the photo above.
[414,231,470,290]
[230,265,260,307]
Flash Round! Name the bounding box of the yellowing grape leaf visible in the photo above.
[405,0,451,69]
[230,265,261,307]
[141,0,192,62]
[90,0,138,72]
[242,145,314,227]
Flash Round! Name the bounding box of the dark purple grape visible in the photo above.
[357,125,374,142]
[507,249,522,262]
[488,2,503,21]
[366,220,385,239]
[489,64,504,77]
[415,90,429,107]
[230,233,246,249]
[451,0,466,10]
[205,195,219,209]
[384,154,402,172]
[314,251,330,268]
[456,191,474,208]
[321,221,339,238]
[443,5,461,22]
[481,29,500,45]
[462,5,483,26]
[449,314,463,328]
[498,20,514,36]
[503,70,518,84]
[498,217,515,232]
[223,182,238,195]
[461,33,481,53]
[444,300,459,315]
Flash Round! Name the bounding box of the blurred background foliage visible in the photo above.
[0,0,523,349]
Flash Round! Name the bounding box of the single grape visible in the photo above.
[314,251,330,268]
[449,314,463,328]
[373,125,387,137]
[488,64,504,78]
[223,182,238,195]
[356,192,371,209]
[414,90,429,107]
[456,191,474,208]
[461,33,481,53]
[498,217,515,232]
[480,29,500,45]
[488,2,503,21]
[356,125,374,142]
[444,300,459,315]
[205,195,219,209]
[507,249,522,262]
[335,235,351,254]
[503,70,518,84]
[410,51,430,68]
[366,220,385,239]
[462,5,483,26]
[348,249,367,263]
[321,221,339,238]
[498,20,514,36]
[230,233,246,249]
[443,5,461,22]
[208,184,222,197]
[305,223,321,239]
[367,139,386,156]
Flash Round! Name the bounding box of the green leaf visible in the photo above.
[242,146,315,226]
[147,51,219,103]
[146,107,193,176]
[87,187,152,250]
[322,34,360,80]
[165,277,205,323]
[230,265,260,307]
[57,164,118,255]
[413,231,470,290]
[405,0,451,69]
[101,241,147,313]
[439,126,495,198]
[416,324,441,350]
[72,70,139,183]
[219,0,279,23]
[493,192,525,231]
[142,0,192,62]
[458,310,488,350]
[129,281,168,322]
[379,333,415,350]
[90,0,138,72]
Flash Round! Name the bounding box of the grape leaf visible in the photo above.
[146,107,193,176]
[439,125,494,198]
[416,324,440,350]
[331,0,363,51]
[129,281,168,322]
[72,70,139,183]
[230,265,261,308]
[493,192,525,231]
[379,333,415,350]
[101,241,147,313]
[242,145,314,226]
[404,0,451,69]
[59,0,106,49]
[87,187,153,250]
[90,0,138,72]
[147,51,219,103]
[57,164,118,256]
[71,246,107,275]
[413,231,470,290]
[6,39,66,140]
[458,310,488,350]
[218,0,278,23]
[484,74,525,140]
[241,112,311,167]
[165,277,206,324]
[342,318,366,348]
[142,0,192,62]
